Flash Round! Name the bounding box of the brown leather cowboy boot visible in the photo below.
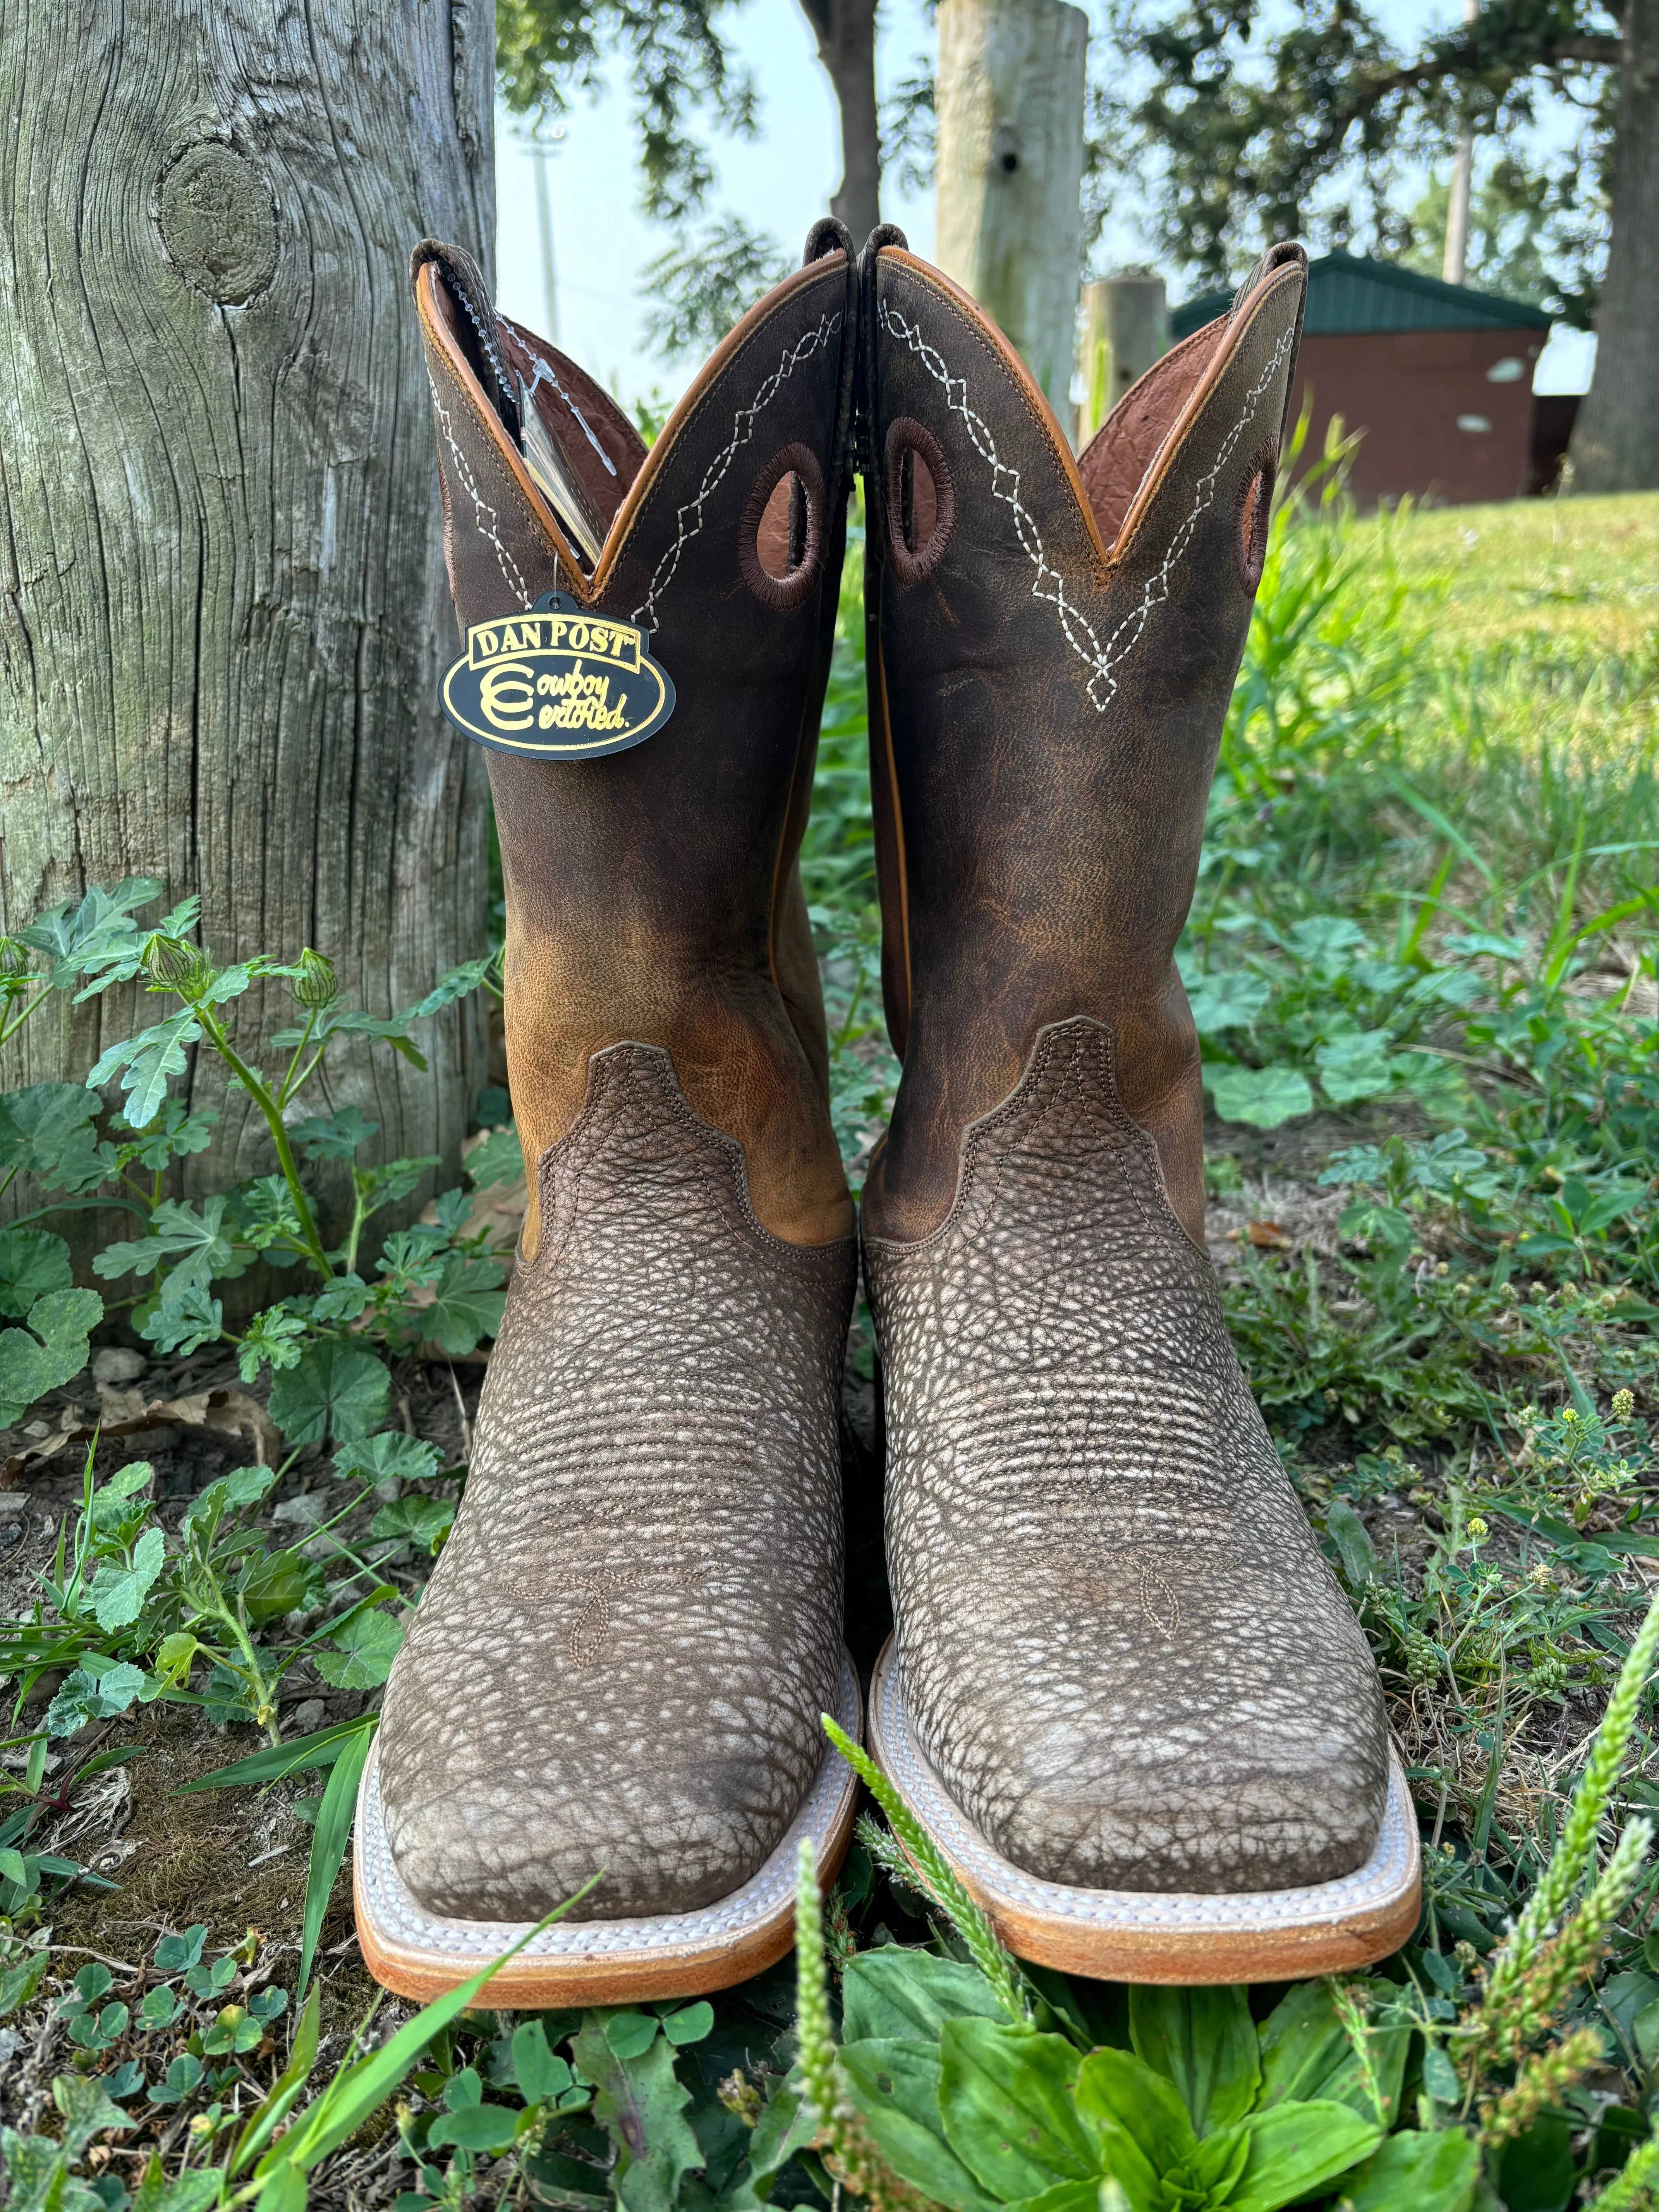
[858,233,1419,1981]
[355,227,862,2004]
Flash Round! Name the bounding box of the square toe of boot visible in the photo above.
[950,1709,1390,1896]
[385,1757,798,1923]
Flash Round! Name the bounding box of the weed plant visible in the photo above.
[1,460,1657,2209]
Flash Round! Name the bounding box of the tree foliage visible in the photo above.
[1103,0,1621,319]
[496,0,758,222]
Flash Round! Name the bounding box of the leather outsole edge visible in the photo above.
[354,1652,862,2006]
[866,1637,1421,1987]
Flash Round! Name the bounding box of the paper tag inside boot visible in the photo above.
[440,590,676,761]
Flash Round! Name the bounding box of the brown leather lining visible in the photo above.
[1112,261,1307,562]
[1076,319,1228,552]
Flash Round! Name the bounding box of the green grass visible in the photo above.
[2,472,1659,2209]
[1386,492,1659,658]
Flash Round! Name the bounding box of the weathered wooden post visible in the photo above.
[0,2,495,1203]
[934,0,1089,433]
[1079,273,1170,443]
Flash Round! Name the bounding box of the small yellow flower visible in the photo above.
[1467,1516,1489,1542]
[1528,1562,1554,1587]
[1613,1389,1635,1421]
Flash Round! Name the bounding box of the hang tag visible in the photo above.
[440,590,676,761]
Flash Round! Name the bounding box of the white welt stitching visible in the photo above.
[428,371,529,606]
[878,295,1294,712]
[630,312,842,629]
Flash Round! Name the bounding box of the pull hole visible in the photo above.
[756,471,808,580]
[900,447,939,557]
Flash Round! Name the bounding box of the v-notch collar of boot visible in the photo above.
[414,253,851,615]
[868,241,1305,584]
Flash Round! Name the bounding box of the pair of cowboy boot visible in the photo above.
[353,223,1417,2006]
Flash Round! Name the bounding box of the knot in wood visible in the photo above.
[157,142,278,305]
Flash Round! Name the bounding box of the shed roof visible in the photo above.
[1170,248,1553,342]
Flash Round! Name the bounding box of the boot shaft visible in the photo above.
[860,239,1307,1242]
[411,231,860,1247]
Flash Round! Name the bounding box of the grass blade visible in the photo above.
[260,1876,601,2182]
[176,1715,378,1795]
[820,1711,1026,2023]
[230,1982,321,2177]
[295,1722,373,1998]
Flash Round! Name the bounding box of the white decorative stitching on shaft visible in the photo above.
[630,313,842,628]
[428,371,530,605]
[878,296,1293,711]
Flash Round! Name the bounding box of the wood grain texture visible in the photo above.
[0,2,495,1223]
[934,0,1088,431]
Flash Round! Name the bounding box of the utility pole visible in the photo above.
[934,0,1089,433]
[524,131,560,345]
[1443,0,1480,285]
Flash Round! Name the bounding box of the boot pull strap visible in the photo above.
[802,216,856,267]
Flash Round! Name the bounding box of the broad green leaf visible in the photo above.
[369,1495,454,1554]
[45,1660,155,1738]
[1073,2045,1193,2192]
[937,2020,1093,2199]
[289,1108,378,1161]
[181,1465,275,1540]
[87,1009,203,1128]
[511,2020,572,2102]
[1185,969,1271,1036]
[838,2039,997,2212]
[90,1525,167,1632]
[1324,1499,1376,1594]
[139,1281,223,1357]
[572,2012,704,2212]
[466,1123,525,1189]
[131,2157,226,2212]
[1315,1030,1398,1106]
[1286,916,1367,968]
[417,1252,506,1356]
[331,1430,441,1485]
[606,2011,660,2060]
[1335,2126,1480,2211]
[0,1229,72,1318]
[54,2071,134,2157]
[297,1723,373,1998]
[998,2186,1099,2212]
[268,1340,390,1444]
[1256,1981,1407,2126]
[240,1547,325,1627]
[1206,1065,1314,1129]
[0,1082,112,1193]
[94,1195,236,1285]
[0,1285,101,1425]
[662,2000,713,2046]
[312,1606,404,1690]
[842,1947,1008,2042]
[1128,1986,1260,2135]
[428,2103,522,2152]
[1227,2099,1381,2212]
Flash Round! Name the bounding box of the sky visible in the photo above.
[490,0,1594,411]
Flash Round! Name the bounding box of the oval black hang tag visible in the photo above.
[440,591,676,760]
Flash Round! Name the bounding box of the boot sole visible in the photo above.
[354,1651,862,2005]
[867,1637,1420,1984]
